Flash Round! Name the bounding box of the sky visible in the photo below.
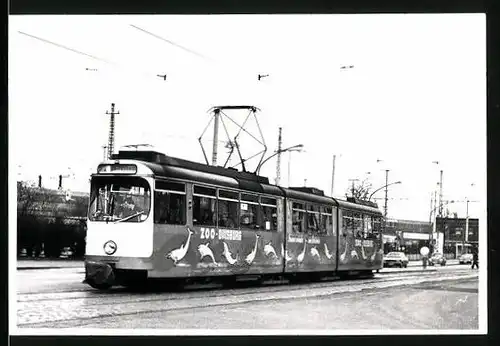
[9,14,486,222]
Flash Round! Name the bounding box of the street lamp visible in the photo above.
[256,144,304,175]
[287,147,305,187]
[368,181,402,202]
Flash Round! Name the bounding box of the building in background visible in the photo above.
[384,219,432,259]
[436,217,479,258]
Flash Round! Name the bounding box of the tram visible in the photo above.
[84,149,384,289]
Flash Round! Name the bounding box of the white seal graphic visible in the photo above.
[103,240,117,255]
[222,241,238,265]
[165,227,194,265]
[324,243,333,260]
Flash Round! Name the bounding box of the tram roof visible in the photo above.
[112,150,283,196]
[111,150,383,214]
[336,199,383,215]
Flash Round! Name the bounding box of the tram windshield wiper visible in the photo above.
[113,210,145,223]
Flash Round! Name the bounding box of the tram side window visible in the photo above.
[260,197,277,231]
[292,202,306,233]
[218,190,239,228]
[193,185,216,227]
[372,216,382,238]
[240,193,259,230]
[342,210,353,236]
[321,206,333,235]
[154,181,186,225]
[307,204,320,234]
[353,213,364,238]
[362,215,372,239]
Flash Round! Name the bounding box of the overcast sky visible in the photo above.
[9,14,486,222]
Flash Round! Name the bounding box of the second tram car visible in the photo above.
[84,150,383,289]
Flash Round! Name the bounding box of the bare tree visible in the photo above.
[345,178,373,200]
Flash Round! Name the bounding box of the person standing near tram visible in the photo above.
[471,245,479,269]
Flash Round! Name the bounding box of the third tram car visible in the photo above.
[84,150,384,289]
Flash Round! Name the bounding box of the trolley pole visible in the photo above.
[212,108,220,166]
[102,145,108,162]
[105,103,119,160]
[276,127,282,185]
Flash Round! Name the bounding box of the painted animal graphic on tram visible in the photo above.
[340,238,349,263]
[324,243,333,260]
[351,249,359,260]
[282,243,293,263]
[222,241,238,265]
[165,227,194,264]
[245,234,260,265]
[198,243,217,264]
[297,240,307,264]
[264,241,278,258]
[310,246,321,261]
[360,243,367,260]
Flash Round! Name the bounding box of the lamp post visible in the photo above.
[367,181,402,202]
[287,147,305,187]
[368,180,402,233]
[257,144,304,176]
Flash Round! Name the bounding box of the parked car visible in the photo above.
[383,252,409,268]
[428,252,447,266]
[459,253,473,264]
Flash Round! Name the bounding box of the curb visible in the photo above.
[377,268,438,274]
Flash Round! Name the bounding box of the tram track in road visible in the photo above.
[17,267,474,304]
[16,268,453,303]
[17,269,477,328]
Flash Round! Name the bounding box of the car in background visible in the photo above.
[459,253,473,264]
[383,252,409,268]
[428,252,447,266]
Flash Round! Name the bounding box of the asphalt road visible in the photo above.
[15,265,479,330]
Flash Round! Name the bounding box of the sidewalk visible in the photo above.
[17,258,84,270]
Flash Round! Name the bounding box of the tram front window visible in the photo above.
[88,177,151,223]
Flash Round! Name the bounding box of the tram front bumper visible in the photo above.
[84,261,116,286]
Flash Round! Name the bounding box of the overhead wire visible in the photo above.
[18,30,166,81]
[129,24,214,62]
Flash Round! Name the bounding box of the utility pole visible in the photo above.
[106,103,119,160]
[438,170,443,217]
[463,198,469,254]
[331,155,336,196]
[384,169,389,219]
[212,108,220,166]
[429,191,434,223]
[348,178,359,198]
[276,127,282,185]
